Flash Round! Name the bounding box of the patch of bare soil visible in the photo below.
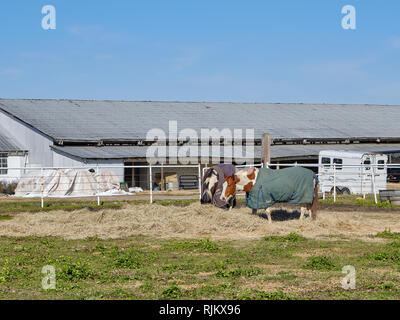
[243,281,284,291]
[0,202,399,241]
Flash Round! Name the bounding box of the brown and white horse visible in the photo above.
[202,164,237,208]
[201,167,219,204]
[221,167,319,223]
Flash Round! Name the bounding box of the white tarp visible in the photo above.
[14,169,129,197]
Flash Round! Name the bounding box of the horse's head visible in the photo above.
[201,168,219,203]
[220,174,240,205]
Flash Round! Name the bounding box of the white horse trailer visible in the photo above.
[318,150,387,195]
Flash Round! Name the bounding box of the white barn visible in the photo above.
[0,99,400,189]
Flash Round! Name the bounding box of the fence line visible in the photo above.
[266,162,397,204]
[5,162,400,171]
[1,162,400,207]
[201,162,400,204]
[0,164,203,207]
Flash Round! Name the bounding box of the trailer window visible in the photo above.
[0,153,7,175]
[377,160,385,170]
[333,158,343,170]
[321,157,331,168]
[364,160,371,171]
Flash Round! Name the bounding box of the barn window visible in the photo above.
[321,157,331,168]
[0,153,8,175]
[333,158,343,170]
[377,160,385,170]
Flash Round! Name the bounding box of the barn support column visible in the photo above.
[161,162,164,190]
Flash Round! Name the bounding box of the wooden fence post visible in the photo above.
[261,133,271,168]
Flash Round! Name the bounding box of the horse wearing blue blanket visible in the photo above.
[221,167,319,223]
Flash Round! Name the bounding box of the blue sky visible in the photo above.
[0,0,399,104]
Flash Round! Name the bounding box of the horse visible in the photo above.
[221,167,319,223]
[201,167,219,204]
[201,164,237,209]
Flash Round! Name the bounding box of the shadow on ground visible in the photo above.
[234,201,306,221]
[256,209,306,222]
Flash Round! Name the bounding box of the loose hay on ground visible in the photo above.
[0,202,400,240]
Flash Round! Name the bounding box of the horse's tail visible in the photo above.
[310,178,319,220]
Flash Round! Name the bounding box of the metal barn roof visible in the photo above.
[271,144,400,160]
[0,130,24,152]
[51,143,400,161]
[51,145,257,161]
[1,99,400,143]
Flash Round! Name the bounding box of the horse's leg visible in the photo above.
[306,204,312,217]
[228,196,236,211]
[300,206,307,220]
[310,184,319,220]
[265,208,272,224]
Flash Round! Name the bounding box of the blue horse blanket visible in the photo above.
[246,167,317,210]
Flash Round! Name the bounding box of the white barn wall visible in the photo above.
[86,160,124,182]
[0,155,25,183]
[52,151,124,182]
[52,151,85,168]
[0,111,53,167]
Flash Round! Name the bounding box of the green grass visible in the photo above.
[263,232,307,242]
[162,239,219,252]
[0,231,400,299]
[375,229,400,240]
[215,267,263,279]
[155,199,198,206]
[368,250,400,263]
[235,289,297,300]
[303,256,338,271]
[320,194,400,208]
[2,193,399,214]
[161,284,182,299]
[58,261,95,281]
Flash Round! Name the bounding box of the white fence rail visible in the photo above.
[266,162,400,204]
[202,162,400,204]
[0,164,202,207]
[1,162,400,207]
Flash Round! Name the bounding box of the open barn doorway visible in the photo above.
[124,161,150,190]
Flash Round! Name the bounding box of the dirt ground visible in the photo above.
[0,202,399,241]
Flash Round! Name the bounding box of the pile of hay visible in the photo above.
[0,202,399,240]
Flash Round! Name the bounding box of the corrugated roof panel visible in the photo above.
[0,99,399,142]
[271,144,400,158]
[51,144,400,161]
